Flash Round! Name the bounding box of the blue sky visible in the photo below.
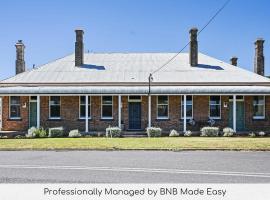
[0,0,269,80]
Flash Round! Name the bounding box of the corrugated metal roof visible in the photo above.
[1,85,270,95]
[1,52,270,85]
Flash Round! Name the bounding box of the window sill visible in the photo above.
[252,117,266,121]
[209,117,221,120]
[8,118,22,121]
[156,118,170,121]
[47,118,62,121]
[78,118,92,121]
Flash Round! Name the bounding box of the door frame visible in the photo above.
[128,95,142,131]
[29,96,38,128]
[228,96,245,131]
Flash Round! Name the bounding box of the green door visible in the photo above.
[29,102,37,127]
[229,101,245,131]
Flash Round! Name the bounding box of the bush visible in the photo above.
[26,127,37,138]
[201,127,219,137]
[0,136,8,139]
[184,130,193,137]
[223,127,235,137]
[146,127,162,137]
[169,129,179,137]
[69,129,81,138]
[49,127,64,138]
[106,127,122,138]
[15,135,25,139]
[249,132,256,137]
[258,131,266,137]
[34,128,47,138]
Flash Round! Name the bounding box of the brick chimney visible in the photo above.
[189,27,198,66]
[75,29,84,67]
[230,56,238,66]
[254,38,265,76]
[15,40,25,74]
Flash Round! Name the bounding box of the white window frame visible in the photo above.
[209,95,221,119]
[128,96,142,102]
[9,96,21,119]
[79,96,91,119]
[253,96,265,119]
[49,96,61,119]
[181,95,193,119]
[101,96,113,119]
[157,96,169,119]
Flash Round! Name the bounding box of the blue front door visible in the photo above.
[128,102,141,130]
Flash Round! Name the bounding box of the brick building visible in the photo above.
[0,28,269,134]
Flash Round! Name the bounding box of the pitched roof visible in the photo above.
[1,52,270,86]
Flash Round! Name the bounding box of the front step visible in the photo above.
[122,131,147,138]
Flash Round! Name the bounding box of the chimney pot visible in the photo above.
[75,29,84,67]
[230,56,238,66]
[189,27,198,66]
[254,38,265,76]
[15,40,25,74]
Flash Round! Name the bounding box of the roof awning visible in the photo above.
[0,85,270,95]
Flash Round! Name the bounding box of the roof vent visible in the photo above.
[230,56,238,66]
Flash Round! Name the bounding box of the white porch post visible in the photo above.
[148,95,151,127]
[183,95,187,132]
[85,95,89,133]
[118,95,121,128]
[37,95,40,128]
[233,95,237,132]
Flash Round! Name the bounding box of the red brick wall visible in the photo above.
[1,95,270,133]
[2,96,29,131]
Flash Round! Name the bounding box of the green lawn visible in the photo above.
[0,137,269,150]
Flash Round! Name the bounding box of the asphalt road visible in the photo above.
[0,151,269,183]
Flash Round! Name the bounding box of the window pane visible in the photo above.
[253,96,264,105]
[102,105,112,117]
[253,105,264,117]
[80,96,85,104]
[158,105,168,117]
[80,105,86,118]
[10,96,20,104]
[50,105,60,118]
[210,105,220,117]
[50,96,60,105]
[181,105,193,118]
[103,96,112,104]
[10,105,20,118]
[210,96,220,104]
[129,96,141,100]
[158,96,168,104]
[182,96,192,104]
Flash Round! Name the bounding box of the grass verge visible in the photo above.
[0,137,269,151]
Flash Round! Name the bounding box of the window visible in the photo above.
[181,96,193,119]
[209,96,221,119]
[253,96,265,119]
[157,96,169,119]
[80,96,91,119]
[9,96,21,119]
[102,96,113,119]
[49,96,61,119]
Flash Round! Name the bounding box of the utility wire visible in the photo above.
[150,0,231,76]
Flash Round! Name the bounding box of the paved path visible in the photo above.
[0,151,269,183]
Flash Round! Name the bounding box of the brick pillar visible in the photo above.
[254,38,265,76]
[230,57,238,66]
[75,29,84,67]
[15,40,25,74]
[189,27,198,66]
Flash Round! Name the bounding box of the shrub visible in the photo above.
[201,126,219,137]
[69,129,81,138]
[0,136,8,139]
[223,127,235,137]
[184,130,193,137]
[258,131,266,137]
[169,129,179,137]
[34,128,47,138]
[146,127,162,137]
[26,127,37,138]
[249,132,256,137]
[15,135,25,139]
[106,127,122,138]
[49,127,64,138]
